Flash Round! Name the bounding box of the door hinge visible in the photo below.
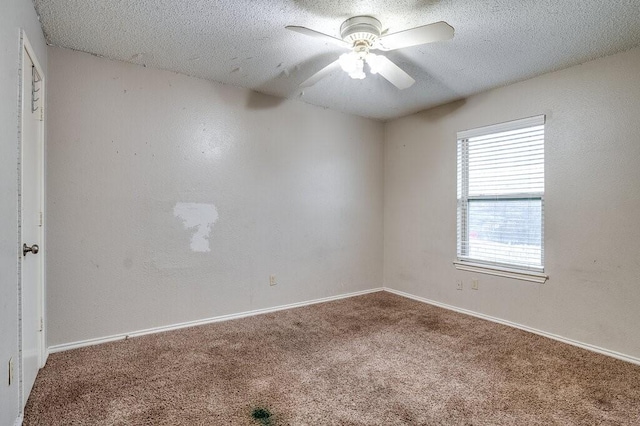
[39,317,43,332]
[39,106,44,122]
[39,211,43,227]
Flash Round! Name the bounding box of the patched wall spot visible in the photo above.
[173,202,219,252]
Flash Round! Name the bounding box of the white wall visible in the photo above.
[0,0,47,423]
[46,47,384,347]
[384,47,640,359]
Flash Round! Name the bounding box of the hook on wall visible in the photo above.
[31,65,41,113]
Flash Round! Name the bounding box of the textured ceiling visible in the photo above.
[34,0,640,120]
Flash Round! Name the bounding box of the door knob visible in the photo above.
[23,243,39,256]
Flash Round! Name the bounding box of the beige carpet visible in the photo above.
[25,292,640,425]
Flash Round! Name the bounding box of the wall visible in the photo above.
[46,47,384,347]
[384,47,640,359]
[0,0,47,423]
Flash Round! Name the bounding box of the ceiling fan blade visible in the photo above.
[373,56,415,90]
[300,59,342,88]
[378,21,454,51]
[286,26,351,49]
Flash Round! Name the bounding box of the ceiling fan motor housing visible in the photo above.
[340,16,382,47]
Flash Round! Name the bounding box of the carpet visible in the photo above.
[24,292,640,425]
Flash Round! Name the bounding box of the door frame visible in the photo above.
[19,31,47,409]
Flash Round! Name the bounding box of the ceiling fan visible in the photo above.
[286,16,454,90]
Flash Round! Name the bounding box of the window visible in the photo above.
[456,115,545,278]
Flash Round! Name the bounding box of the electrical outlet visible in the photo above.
[269,275,277,286]
[8,357,14,386]
[472,279,479,290]
[456,279,463,290]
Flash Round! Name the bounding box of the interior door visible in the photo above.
[21,43,44,407]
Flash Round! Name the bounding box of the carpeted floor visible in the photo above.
[25,292,640,425]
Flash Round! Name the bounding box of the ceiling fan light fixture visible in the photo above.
[349,67,366,80]
[287,15,453,89]
[339,52,366,79]
[338,52,356,72]
[366,53,380,75]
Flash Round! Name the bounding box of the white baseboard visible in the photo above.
[14,414,23,426]
[48,286,639,366]
[48,288,384,354]
[384,287,640,366]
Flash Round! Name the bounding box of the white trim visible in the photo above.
[18,32,47,415]
[48,288,384,354]
[384,287,640,366]
[454,261,548,283]
[14,414,23,426]
[457,114,545,140]
[22,33,47,369]
[46,286,640,366]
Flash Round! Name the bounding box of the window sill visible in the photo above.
[453,261,548,283]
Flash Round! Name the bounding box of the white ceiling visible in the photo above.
[34,0,640,121]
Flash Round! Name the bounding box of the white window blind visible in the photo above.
[457,115,545,272]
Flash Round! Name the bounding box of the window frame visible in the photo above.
[455,115,548,283]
